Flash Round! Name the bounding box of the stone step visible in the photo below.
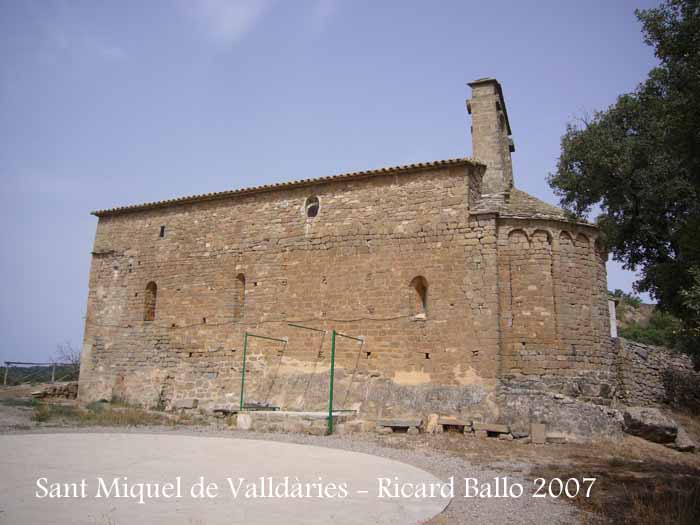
[438,417,468,427]
[546,432,567,444]
[377,419,422,429]
[472,422,509,434]
[212,403,238,415]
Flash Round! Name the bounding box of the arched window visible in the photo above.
[409,276,428,318]
[305,196,320,218]
[234,273,245,320]
[144,281,157,322]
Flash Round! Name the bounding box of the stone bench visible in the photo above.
[472,422,511,438]
[377,419,422,434]
[437,417,469,433]
[211,403,239,416]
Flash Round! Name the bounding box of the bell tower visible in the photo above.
[467,78,515,194]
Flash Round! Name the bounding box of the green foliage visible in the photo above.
[31,403,52,422]
[0,364,79,386]
[611,289,643,308]
[0,397,38,408]
[677,266,700,356]
[619,310,681,347]
[549,0,700,360]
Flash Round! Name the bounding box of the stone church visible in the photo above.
[78,78,618,437]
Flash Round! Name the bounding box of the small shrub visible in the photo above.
[619,310,681,348]
[0,397,38,408]
[31,404,51,422]
[86,400,109,412]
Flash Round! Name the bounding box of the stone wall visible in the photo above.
[617,338,700,411]
[78,77,619,432]
[80,162,514,422]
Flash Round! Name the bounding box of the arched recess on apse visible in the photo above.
[530,230,556,342]
[506,229,530,339]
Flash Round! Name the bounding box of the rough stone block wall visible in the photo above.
[617,338,700,410]
[496,221,615,398]
[493,221,616,436]
[78,159,619,429]
[79,164,510,422]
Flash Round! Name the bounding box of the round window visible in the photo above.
[305,196,320,218]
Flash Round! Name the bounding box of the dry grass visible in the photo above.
[531,450,700,524]
[7,387,698,524]
[375,430,700,524]
[31,401,172,426]
[0,397,38,408]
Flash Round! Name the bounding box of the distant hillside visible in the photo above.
[612,290,680,348]
[0,365,79,386]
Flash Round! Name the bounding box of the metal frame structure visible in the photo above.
[239,332,287,411]
[328,330,364,434]
[238,326,364,435]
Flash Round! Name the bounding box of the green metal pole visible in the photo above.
[328,329,336,435]
[287,323,326,333]
[240,332,249,411]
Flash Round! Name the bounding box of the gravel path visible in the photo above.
[3,425,579,524]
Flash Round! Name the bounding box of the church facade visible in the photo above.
[78,79,617,436]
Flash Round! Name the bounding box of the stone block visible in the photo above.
[546,432,567,444]
[665,426,697,453]
[173,399,198,410]
[475,430,488,439]
[212,403,237,415]
[407,427,420,436]
[344,420,364,433]
[360,420,376,433]
[377,419,422,429]
[473,422,509,434]
[282,420,304,434]
[530,423,546,444]
[438,417,468,433]
[237,413,253,430]
[438,417,467,427]
[307,424,328,436]
[425,413,439,434]
[623,407,677,443]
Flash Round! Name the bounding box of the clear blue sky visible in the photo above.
[0,0,660,362]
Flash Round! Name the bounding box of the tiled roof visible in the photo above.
[92,157,483,217]
[472,188,588,223]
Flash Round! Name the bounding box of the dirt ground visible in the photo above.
[1,385,699,524]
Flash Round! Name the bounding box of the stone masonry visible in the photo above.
[617,339,700,411]
[79,78,617,437]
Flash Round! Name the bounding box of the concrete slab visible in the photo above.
[377,419,422,428]
[473,422,509,434]
[437,417,467,427]
[0,433,449,524]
